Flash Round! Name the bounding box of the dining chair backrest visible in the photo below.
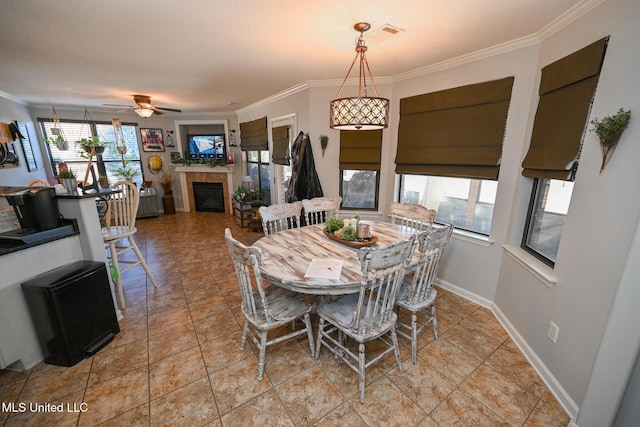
[224,228,274,324]
[27,179,50,187]
[389,201,436,232]
[105,181,139,231]
[405,224,453,306]
[353,235,417,335]
[302,196,342,225]
[259,201,303,236]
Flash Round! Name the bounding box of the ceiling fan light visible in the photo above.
[135,108,154,118]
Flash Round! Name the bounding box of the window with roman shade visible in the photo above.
[339,130,382,170]
[521,37,608,180]
[239,116,268,151]
[395,77,514,180]
[271,125,290,165]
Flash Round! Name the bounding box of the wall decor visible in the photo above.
[140,128,165,152]
[590,108,631,173]
[16,121,37,171]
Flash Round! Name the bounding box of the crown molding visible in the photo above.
[0,91,27,105]
[538,0,606,41]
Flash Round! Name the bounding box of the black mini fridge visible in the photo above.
[21,261,120,367]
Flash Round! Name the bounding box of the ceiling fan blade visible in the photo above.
[154,106,182,112]
[104,103,135,108]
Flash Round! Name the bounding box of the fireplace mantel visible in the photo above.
[175,164,236,214]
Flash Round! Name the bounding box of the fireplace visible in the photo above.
[193,182,225,212]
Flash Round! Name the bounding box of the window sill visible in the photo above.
[502,244,557,288]
[451,228,493,247]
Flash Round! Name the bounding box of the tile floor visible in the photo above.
[0,212,571,426]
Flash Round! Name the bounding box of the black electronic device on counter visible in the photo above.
[4,186,60,231]
[21,261,120,367]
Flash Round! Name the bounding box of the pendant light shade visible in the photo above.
[330,22,389,131]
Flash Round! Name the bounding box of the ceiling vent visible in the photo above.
[367,24,405,43]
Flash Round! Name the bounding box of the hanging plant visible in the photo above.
[319,134,329,157]
[590,108,631,173]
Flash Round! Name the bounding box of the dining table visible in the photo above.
[251,221,419,295]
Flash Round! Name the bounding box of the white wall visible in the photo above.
[0,95,48,186]
[494,0,640,423]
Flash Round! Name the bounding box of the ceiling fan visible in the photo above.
[105,95,182,118]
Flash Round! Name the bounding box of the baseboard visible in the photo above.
[435,278,579,423]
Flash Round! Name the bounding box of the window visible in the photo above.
[339,130,382,211]
[522,178,573,266]
[246,150,270,203]
[39,119,143,185]
[399,175,497,235]
[340,170,379,210]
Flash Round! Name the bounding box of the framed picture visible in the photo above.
[140,128,165,152]
[16,121,37,172]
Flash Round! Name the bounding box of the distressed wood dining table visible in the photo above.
[251,222,418,295]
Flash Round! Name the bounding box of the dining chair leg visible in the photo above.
[302,313,315,355]
[358,343,366,404]
[108,241,126,310]
[391,328,403,373]
[411,312,418,365]
[240,320,249,351]
[257,330,268,381]
[431,305,438,339]
[128,237,158,288]
[315,318,324,359]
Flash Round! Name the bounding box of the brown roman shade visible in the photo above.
[522,37,608,180]
[395,77,514,180]
[340,129,383,171]
[240,116,268,151]
[271,125,290,165]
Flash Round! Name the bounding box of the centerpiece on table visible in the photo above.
[323,216,378,248]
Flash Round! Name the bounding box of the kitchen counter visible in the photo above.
[0,219,79,256]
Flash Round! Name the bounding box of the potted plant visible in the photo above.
[590,108,631,172]
[112,161,140,183]
[44,135,69,151]
[77,136,106,154]
[59,168,77,193]
[159,171,176,214]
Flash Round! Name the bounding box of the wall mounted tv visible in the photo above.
[187,134,226,161]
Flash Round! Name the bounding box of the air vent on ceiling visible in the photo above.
[367,24,405,43]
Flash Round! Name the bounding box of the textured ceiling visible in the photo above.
[0,0,585,114]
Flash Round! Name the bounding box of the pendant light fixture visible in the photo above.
[330,22,389,131]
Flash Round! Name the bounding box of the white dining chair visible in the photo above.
[102,180,157,309]
[258,201,303,236]
[395,223,453,364]
[315,235,417,403]
[389,201,436,232]
[224,228,315,380]
[302,196,341,225]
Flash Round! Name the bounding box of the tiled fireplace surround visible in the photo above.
[176,166,235,214]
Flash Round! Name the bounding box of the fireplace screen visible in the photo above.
[193,182,225,212]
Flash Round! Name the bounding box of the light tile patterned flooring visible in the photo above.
[0,212,570,426]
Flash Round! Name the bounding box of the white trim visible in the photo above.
[435,277,579,423]
[538,0,607,41]
[451,228,493,248]
[502,244,557,287]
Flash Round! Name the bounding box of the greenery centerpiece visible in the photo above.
[590,108,631,173]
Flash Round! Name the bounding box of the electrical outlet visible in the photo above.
[548,322,559,343]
